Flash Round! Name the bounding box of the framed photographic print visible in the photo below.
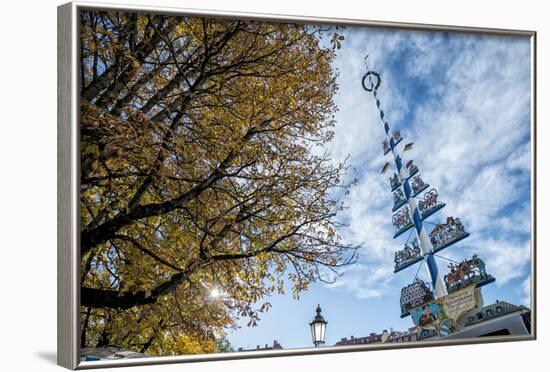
[57,1,536,369]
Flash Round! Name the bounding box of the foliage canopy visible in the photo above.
[79,11,357,355]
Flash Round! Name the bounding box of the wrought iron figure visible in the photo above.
[429,216,466,250]
[453,217,464,231]
[393,206,412,230]
[394,252,405,268]
[443,254,490,292]
[394,240,422,269]
[406,160,418,177]
[393,189,406,209]
[411,240,421,256]
[411,175,426,194]
[472,254,487,278]
[418,189,440,216]
[390,173,401,190]
[424,189,438,208]
[444,259,474,291]
[448,262,455,271]
[459,258,475,282]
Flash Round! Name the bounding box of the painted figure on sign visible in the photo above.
[418,304,438,327]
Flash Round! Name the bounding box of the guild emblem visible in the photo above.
[393,206,413,238]
[411,175,429,196]
[406,160,419,178]
[392,189,407,211]
[429,217,469,252]
[390,173,401,191]
[418,189,445,219]
[394,240,422,272]
[444,255,494,293]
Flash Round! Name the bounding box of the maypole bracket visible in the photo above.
[362,71,381,91]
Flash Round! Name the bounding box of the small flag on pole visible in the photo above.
[404,142,414,152]
[381,162,391,174]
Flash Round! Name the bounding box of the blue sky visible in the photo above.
[227,25,532,350]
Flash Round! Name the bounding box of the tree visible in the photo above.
[79,10,357,355]
[216,337,234,353]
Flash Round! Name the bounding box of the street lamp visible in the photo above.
[310,304,327,347]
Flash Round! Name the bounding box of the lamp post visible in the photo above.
[309,304,327,347]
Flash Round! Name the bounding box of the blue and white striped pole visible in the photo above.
[365,71,447,299]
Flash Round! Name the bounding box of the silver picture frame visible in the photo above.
[58,1,537,369]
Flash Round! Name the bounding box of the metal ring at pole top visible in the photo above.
[362,71,381,92]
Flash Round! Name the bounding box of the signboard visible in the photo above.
[410,284,478,336]
[400,279,434,316]
[441,284,478,320]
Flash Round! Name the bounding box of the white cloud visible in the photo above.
[326,264,395,300]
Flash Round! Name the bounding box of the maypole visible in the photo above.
[362,70,446,299]
[361,64,495,320]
